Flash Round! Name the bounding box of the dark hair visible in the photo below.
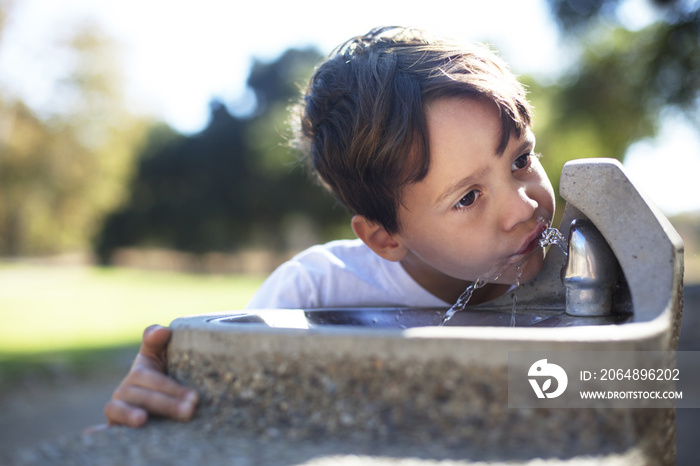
[295,26,533,233]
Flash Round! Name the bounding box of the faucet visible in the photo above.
[562,219,620,316]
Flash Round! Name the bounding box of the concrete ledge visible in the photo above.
[9,420,653,465]
[157,315,676,464]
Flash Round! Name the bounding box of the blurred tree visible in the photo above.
[0,23,145,255]
[95,47,351,264]
[243,48,353,248]
[0,99,49,254]
[545,0,700,122]
[530,0,700,220]
[95,104,252,260]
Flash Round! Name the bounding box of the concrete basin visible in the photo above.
[167,158,684,464]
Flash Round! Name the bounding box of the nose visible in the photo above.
[500,184,537,231]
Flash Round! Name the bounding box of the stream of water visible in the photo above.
[440,227,569,327]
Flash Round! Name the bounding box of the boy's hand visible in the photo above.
[103,325,199,427]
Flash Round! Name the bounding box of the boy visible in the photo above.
[104,26,555,427]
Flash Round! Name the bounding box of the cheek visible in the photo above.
[546,179,556,207]
[407,234,496,280]
[535,172,556,214]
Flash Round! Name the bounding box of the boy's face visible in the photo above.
[394,96,555,287]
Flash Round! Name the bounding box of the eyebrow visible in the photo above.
[433,137,536,208]
[434,168,488,208]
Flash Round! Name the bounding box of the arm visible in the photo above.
[103,325,198,427]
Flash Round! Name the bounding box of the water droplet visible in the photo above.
[539,227,568,255]
[510,265,524,327]
[440,268,503,326]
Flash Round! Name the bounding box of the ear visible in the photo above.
[351,215,408,262]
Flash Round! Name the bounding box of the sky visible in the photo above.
[0,0,698,215]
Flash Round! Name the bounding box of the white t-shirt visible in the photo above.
[245,239,451,309]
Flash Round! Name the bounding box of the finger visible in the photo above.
[138,325,172,364]
[104,399,149,428]
[126,365,199,402]
[112,384,197,422]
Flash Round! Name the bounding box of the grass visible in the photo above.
[0,263,265,355]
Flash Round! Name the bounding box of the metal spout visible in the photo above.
[562,219,620,316]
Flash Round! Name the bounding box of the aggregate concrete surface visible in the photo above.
[1,285,698,466]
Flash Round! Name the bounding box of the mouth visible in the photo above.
[508,223,549,263]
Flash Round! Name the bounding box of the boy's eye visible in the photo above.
[512,153,531,170]
[455,190,481,209]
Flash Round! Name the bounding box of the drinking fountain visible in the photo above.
[163,158,683,464]
[561,218,620,317]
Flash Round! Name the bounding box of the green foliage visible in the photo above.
[528,0,700,220]
[95,48,352,263]
[545,0,700,127]
[0,23,146,256]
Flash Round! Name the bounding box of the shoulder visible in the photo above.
[246,238,450,309]
[245,239,378,309]
[289,238,374,268]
